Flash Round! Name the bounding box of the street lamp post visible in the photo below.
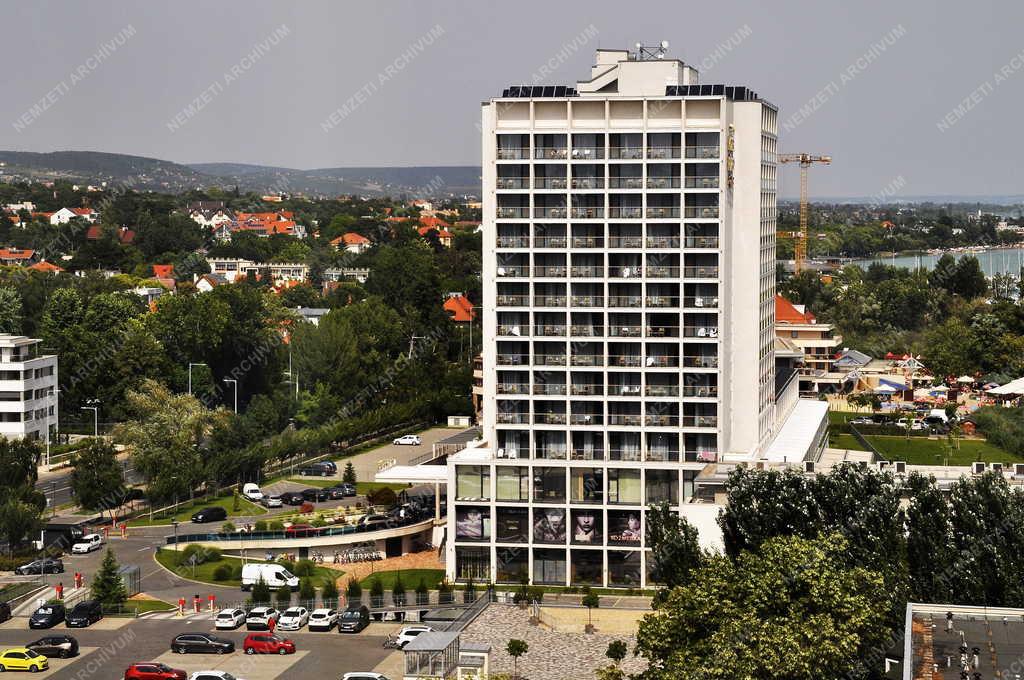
[172,519,180,552]
[80,404,99,438]
[223,379,238,414]
[188,363,207,396]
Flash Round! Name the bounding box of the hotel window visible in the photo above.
[533,467,566,503]
[533,548,566,585]
[496,546,528,582]
[608,510,642,546]
[607,468,641,504]
[570,549,603,585]
[455,547,490,582]
[645,469,678,505]
[496,466,529,502]
[608,550,642,586]
[455,466,490,501]
[496,507,529,543]
[570,468,604,504]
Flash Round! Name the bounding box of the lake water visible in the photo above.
[850,247,1024,276]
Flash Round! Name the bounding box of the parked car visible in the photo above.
[29,603,65,629]
[214,608,246,630]
[260,495,283,508]
[0,648,48,673]
[66,600,103,627]
[279,492,305,506]
[15,557,64,575]
[187,672,244,680]
[71,533,103,554]
[300,487,330,503]
[393,434,421,446]
[307,608,338,631]
[358,514,391,530]
[244,607,280,631]
[276,607,309,631]
[191,506,228,523]
[241,565,298,591]
[124,663,187,680]
[848,417,873,425]
[328,483,357,498]
[242,633,295,655]
[26,634,78,658]
[171,633,234,655]
[337,605,370,633]
[341,674,390,680]
[241,483,263,502]
[284,523,319,538]
[298,461,335,477]
[395,625,433,648]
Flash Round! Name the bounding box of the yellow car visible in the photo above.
[0,647,48,672]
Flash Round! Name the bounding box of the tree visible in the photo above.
[718,466,820,559]
[0,287,22,334]
[251,578,271,604]
[275,584,292,607]
[645,503,703,599]
[345,578,362,599]
[70,439,126,521]
[91,549,127,606]
[342,461,357,485]
[633,534,892,680]
[506,639,528,680]
[606,640,628,665]
[904,473,956,603]
[581,587,600,628]
[321,577,339,603]
[950,256,988,299]
[298,577,316,602]
[0,500,42,556]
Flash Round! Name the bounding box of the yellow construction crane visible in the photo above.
[778,153,831,273]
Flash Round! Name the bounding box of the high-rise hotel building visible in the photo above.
[445,48,826,588]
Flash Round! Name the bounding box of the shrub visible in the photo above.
[292,559,315,577]
[392,572,405,597]
[275,584,292,606]
[342,462,357,484]
[346,578,362,598]
[299,502,314,514]
[527,586,545,603]
[254,520,268,532]
[366,487,398,507]
[310,515,326,528]
[415,577,429,595]
[299,578,316,601]
[221,522,236,534]
[369,577,383,598]
[322,578,339,601]
[251,579,271,603]
[269,520,284,531]
[180,544,221,566]
[212,563,234,581]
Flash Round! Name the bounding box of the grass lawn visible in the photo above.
[828,431,1019,466]
[359,568,445,591]
[155,549,341,588]
[828,411,864,426]
[129,494,266,527]
[287,477,335,488]
[123,598,175,615]
[356,482,408,495]
[829,433,866,451]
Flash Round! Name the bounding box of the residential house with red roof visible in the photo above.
[329,232,371,254]
[0,248,34,266]
[50,207,97,225]
[418,225,454,248]
[443,293,476,324]
[775,294,843,395]
[28,260,63,274]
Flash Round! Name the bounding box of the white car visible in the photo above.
[396,625,432,648]
[244,606,279,630]
[241,483,263,501]
[189,672,245,680]
[307,608,338,631]
[71,534,103,554]
[393,434,421,446]
[276,606,309,631]
[214,607,246,630]
[342,675,390,680]
[260,495,283,508]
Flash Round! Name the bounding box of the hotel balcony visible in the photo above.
[570,295,604,308]
[684,145,720,159]
[535,412,568,425]
[569,265,604,278]
[608,207,643,219]
[646,176,681,189]
[535,147,568,160]
[683,266,719,279]
[570,446,605,460]
[608,448,642,462]
[496,294,529,307]
[683,355,719,368]
[683,295,719,309]
[647,206,680,219]
[684,236,720,248]
[645,355,680,368]
[497,148,529,160]
[609,147,644,160]
[535,207,567,219]
[645,296,679,309]
[496,382,529,395]
[609,354,643,368]
[684,206,720,219]
[608,324,642,338]
[497,412,529,424]
[682,415,719,428]
[645,384,680,397]
[496,265,528,277]
[608,236,643,249]
[646,146,681,160]
[608,177,644,190]
[570,147,605,160]
[496,353,528,366]
[645,265,679,278]
[607,295,642,308]
[682,326,720,338]
[534,265,567,278]
[533,324,566,337]
[608,414,642,426]
[533,295,567,308]
[570,207,604,219]
[496,235,530,248]
[534,236,568,248]
[570,233,602,249]
[685,175,720,189]
[535,177,568,190]
[570,383,603,396]
[569,325,603,337]
[533,383,567,396]
[646,325,679,338]
[534,354,567,366]
[570,177,604,189]
[683,384,718,398]
[570,354,603,367]
[497,207,530,219]
[645,414,679,427]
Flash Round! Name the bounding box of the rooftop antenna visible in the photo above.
[635,40,669,60]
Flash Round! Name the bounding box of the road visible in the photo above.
[35,458,141,510]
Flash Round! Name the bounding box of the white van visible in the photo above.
[241,563,299,591]
[242,483,263,501]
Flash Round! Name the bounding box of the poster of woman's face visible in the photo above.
[455,507,489,539]
[533,508,566,543]
[608,511,642,544]
[572,509,602,543]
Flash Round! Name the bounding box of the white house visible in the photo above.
[0,335,58,442]
[50,208,96,225]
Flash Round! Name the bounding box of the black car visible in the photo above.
[27,634,78,658]
[326,483,356,499]
[29,603,65,629]
[298,462,333,477]
[337,605,370,633]
[300,487,330,503]
[280,491,305,506]
[65,600,102,628]
[171,633,235,654]
[191,506,228,523]
[15,558,64,575]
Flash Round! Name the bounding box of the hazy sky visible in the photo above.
[3,0,1023,198]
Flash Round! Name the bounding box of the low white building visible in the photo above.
[49,208,96,225]
[0,335,58,442]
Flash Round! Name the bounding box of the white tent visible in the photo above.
[875,384,899,394]
[957,375,975,384]
[988,377,1024,396]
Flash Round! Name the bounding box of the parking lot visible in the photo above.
[0,618,402,679]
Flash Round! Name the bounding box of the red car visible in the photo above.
[124,663,186,680]
[284,524,318,538]
[243,633,296,655]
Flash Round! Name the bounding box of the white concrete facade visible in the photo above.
[0,335,58,442]
[448,48,783,588]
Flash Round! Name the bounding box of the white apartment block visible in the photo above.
[445,47,827,589]
[206,258,309,284]
[0,335,58,442]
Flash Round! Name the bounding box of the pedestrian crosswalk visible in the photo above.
[143,610,217,622]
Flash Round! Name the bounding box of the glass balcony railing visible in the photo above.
[535,147,568,160]
[683,355,719,368]
[571,355,603,366]
[608,414,642,426]
[570,295,604,307]
[570,147,605,159]
[497,207,529,218]
[609,147,644,160]
[682,266,719,279]
[685,449,719,462]
[646,177,681,189]
[645,385,680,397]
[533,296,567,307]
[608,449,642,462]
[496,177,528,189]
[535,413,568,425]
[496,324,527,336]
[609,355,642,367]
[496,383,528,394]
[535,207,567,219]
[683,385,718,398]
[684,236,720,248]
[646,146,681,159]
[684,206,720,219]
[608,207,643,219]
[608,325,642,338]
[496,353,528,365]
[570,177,604,189]
[645,296,678,308]
[685,146,720,159]
[496,265,528,277]
[570,384,602,396]
[535,178,568,190]
[570,447,605,460]
[608,237,643,249]
[533,324,566,337]
[647,207,680,218]
[682,415,719,428]
[534,266,567,277]
[645,355,680,368]
[497,413,529,424]
[535,236,568,248]
[683,326,719,338]
[683,296,719,308]
[496,236,529,248]
[645,415,679,426]
[645,450,680,462]
[535,448,567,460]
[496,295,529,306]
[608,177,644,190]
[571,236,604,248]
[534,354,567,366]
[569,415,603,427]
[533,384,567,396]
[569,325,603,337]
[607,295,642,308]
[569,265,603,278]
[685,176,720,189]
[646,326,680,338]
[570,207,604,219]
[646,265,680,278]
[497,148,529,160]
